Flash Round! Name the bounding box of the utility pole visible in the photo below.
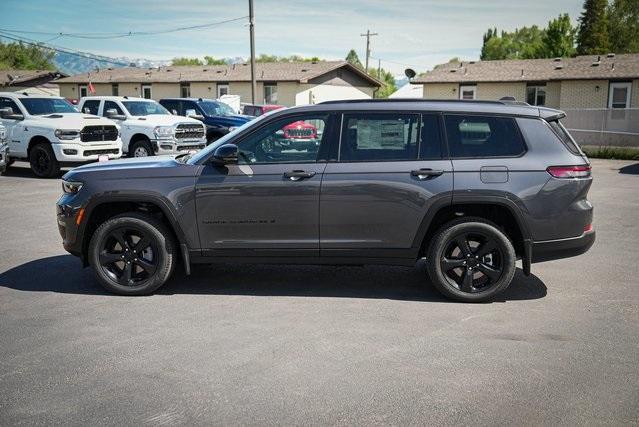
[360,29,378,72]
[249,0,256,104]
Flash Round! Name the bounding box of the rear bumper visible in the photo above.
[531,230,595,263]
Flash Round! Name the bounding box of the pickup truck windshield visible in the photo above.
[20,98,78,115]
[198,101,235,116]
[122,101,169,116]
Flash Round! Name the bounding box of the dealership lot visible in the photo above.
[0,159,637,424]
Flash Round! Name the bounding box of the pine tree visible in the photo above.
[608,0,639,53]
[345,49,363,68]
[577,0,611,54]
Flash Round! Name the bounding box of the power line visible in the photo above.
[0,16,248,40]
[369,55,422,70]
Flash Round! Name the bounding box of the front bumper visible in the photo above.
[51,141,122,163]
[152,138,206,155]
[531,229,596,263]
[56,201,83,257]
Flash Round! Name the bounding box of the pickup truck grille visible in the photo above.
[175,123,204,140]
[80,125,119,142]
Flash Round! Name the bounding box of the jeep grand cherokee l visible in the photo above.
[56,99,595,302]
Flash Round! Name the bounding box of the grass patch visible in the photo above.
[581,146,639,161]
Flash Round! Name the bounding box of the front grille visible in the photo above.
[175,123,204,140]
[83,148,119,157]
[287,128,314,138]
[80,125,119,142]
[176,144,204,151]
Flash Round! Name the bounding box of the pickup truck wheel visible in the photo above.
[426,217,516,303]
[130,140,153,157]
[88,213,177,295]
[29,143,60,178]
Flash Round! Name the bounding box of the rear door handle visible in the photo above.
[411,168,444,179]
[284,170,316,181]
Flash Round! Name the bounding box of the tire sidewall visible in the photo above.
[427,219,516,302]
[88,214,175,295]
[130,140,153,157]
[29,143,59,178]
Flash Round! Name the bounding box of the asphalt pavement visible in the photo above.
[0,159,637,425]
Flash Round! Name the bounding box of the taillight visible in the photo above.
[547,165,591,178]
[584,223,593,233]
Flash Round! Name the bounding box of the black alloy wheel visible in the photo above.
[29,143,60,178]
[98,227,157,287]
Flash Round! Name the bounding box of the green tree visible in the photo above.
[256,54,321,63]
[369,67,396,98]
[608,0,639,53]
[480,26,545,60]
[345,49,363,68]
[542,14,577,57]
[171,57,203,66]
[577,0,610,54]
[204,56,227,65]
[0,40,54,70]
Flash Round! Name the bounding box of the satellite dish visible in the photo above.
[404,68,416,80]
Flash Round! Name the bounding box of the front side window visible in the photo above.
[526,85,546,106]
[445,115,526,158]
[20,98,78,115]
[198,101,234,116]
[0,97,23,116]
[237,114,328,164]
[340,113,419,162]
[122,101,169,116]
[82,100,100,115]
[102,101,124,116]
[264,84,278,104]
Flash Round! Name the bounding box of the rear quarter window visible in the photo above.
[444,114,526,158]
[547,120,583,156]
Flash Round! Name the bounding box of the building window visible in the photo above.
[79,85,88,98]
[526,84,546,106]
[217,83,229,98]
[111,84,119,96]
[141,84,152,99]
[459,85,476,100]
[264,83,278,104]
[608,82,631,109]
[180,83,190,98]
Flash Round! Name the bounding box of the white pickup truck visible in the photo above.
[78,96,206,157]
[0,92,123,178]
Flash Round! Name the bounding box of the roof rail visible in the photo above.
[319,98,512,106]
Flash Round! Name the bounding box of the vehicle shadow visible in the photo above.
[0,255,547,303]
[2,163,67,179]
[618,163,639,175]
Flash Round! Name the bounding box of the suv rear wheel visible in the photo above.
[426,217,516,302]
[29,142,60,178]
[88,213,177,295]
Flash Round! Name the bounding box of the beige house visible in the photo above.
[1,69,67,96]
[411,54,639,110]
[56,61,381,106]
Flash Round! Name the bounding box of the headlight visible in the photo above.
[54,129,81,140]
[154,126,174,138]
[62,180,83,194]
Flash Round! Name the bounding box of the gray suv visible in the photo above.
[56,99,595,302]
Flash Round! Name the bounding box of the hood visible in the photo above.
[27,113,115,129]
[130,114,203,127]
[202,114,251,127]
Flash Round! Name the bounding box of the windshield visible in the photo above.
[122,101,169,116]
[187,115,265,165]
[198,101,235,116]
[20,98,78,115]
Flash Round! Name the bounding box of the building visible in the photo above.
[1,69,67,96]
[56,61,382,106]
[411,54,639,110]
[388,81,423,98]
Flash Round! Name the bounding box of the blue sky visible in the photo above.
[0,0,584,76]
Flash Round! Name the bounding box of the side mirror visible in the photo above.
[211,143,238,165]
[185,109,204,120]
[0,107,23,120]
[105,109,126,120]
[83,107,91,114]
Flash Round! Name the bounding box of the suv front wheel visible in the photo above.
[88,213,177,295]
[426,217,516,302]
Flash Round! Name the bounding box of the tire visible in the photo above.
[88,213,177,295]
[426,217,516,303]
[129,139,153,157]
[29,143,60,178]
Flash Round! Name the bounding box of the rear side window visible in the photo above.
[547,120,583,155]
[81,100,100,115]
[444,115,526,158]
[340,113,419,162]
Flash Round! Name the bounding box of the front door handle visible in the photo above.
[284,170,316,181]
[411,168,444,179]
